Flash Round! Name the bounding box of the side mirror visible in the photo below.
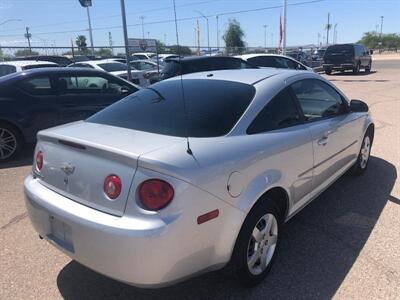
[350,99,369,112]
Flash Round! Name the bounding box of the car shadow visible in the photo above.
[0,145,34,169]
[56,156,397,300]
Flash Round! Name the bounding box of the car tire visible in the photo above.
[0,122,22,162]
[351,129,373,175]
[365,62,371,73]
[325,69,332,75]
[230,199,282,287]
[353,62,360,74]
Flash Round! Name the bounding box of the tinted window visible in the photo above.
[70,63,93,68]
[291,79,346,120]
[275,57,298,69]
[247,88,301,134]
[22,64,58,70]
[88,79,255,137]
[325,45,354,56]
[161,61,181,78]
[58,75,133,94]
[248,56,277,68]
[0,65,17,76]
[18,76,53,95]
[98,63,127,72]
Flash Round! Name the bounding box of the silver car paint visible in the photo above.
[24,69,373,287]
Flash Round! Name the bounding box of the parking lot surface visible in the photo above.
[1,60,399,300]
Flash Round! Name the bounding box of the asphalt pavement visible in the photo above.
[1,59,399,300]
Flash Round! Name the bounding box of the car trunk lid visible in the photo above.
[35,121,185,216]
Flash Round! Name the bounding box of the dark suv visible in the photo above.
[160,56,256,80]
[323,44,372,75]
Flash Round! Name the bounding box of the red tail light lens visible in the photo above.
[104,175,122,200]
[35,151,43,172]
[138,179,174,211]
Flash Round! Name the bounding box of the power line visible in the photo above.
[0,0,326,38]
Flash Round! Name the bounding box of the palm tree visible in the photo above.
[75,35,87,52]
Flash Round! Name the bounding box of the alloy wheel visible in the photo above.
[360,136,371,169]
[0,127,18,160]
[247,213,278,275]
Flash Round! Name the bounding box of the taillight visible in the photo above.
[35,151,43,172]
[138,179,174,211]
[104,175,122,200]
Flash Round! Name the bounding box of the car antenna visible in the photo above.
[173,0,193,156]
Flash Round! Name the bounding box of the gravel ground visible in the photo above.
[1,60,399,300]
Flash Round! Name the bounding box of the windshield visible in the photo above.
[87,79,255,137]
[98,62,127,72]
[325,45,354,55]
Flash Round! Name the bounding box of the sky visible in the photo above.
[0,0,399,52]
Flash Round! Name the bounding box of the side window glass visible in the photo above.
[58,76,128,94]
[0,65,17,76]
[247,88,301,134]
[291,79,346,120]
[18,76,53,95]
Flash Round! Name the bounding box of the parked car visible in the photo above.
[311,48,326,62]
[24,68,373,288]
[67,59,147,86]
[0,60,59,77]
[132,52,157,60]
[131,59,162,84]
[0,68,139,161]
[323,43,372,75]
[285,50,311,66]
[239,54,312,71]
[153,54,179,62]
[160,56,256,80]
[18,55,73,67]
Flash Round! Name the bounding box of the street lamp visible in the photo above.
[78,0,95,56]
[195,10,210,55]
[263,25,268,50]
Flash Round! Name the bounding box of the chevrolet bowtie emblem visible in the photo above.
[60,163,75,176]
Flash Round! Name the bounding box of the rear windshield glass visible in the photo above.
[325,45,354,55]
[87,79,255,137]
[22,64,58,70]
[98,63,127,72]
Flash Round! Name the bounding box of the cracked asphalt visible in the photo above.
[1,59,399,300]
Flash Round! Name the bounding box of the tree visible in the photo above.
[358,32,400,49]
[156,40,167,53]
[15,49,39,57]
[223,19,245,54]
[75,35,88,52]
[168,45,192,56]
[95,48,112,57]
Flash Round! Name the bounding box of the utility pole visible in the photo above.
[24,27,32,55]
[333,23,337,44]
[86,6,94,55]
[108,31,113,55]
[196,20,200,56]
[216,15,219,49]
[380,16,384,37]
[326,13,330,45]
[120,0,132,81]
[282,0,287,55]
[263,25,267,50]
[195,11,210,55]
[140,16,145,39]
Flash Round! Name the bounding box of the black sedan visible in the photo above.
[0,68,139,161]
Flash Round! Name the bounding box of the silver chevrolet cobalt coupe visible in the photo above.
[24,68,374,288]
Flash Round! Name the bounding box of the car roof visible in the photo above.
[0,60,58,67]
[167,68,307,85]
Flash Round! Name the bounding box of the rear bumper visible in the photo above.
[323,63,355,70]
[24,174,245,288]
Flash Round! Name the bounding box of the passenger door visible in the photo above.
[247,88,314,207]
[55,74,135,123]
[290,79,361,195]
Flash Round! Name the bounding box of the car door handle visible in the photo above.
[317,136,329,146]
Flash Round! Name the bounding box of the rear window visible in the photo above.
[87,79,255,137]
[98,63,127,72]
[22,64,58,70]
[325,45,354,55]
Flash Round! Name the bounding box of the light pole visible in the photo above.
[216,15,219,50]
[326,13,330,45]
[79,1,95,56]
[333,23,337,44]
[195,10,210,55]
[263,25,268,50]
[140,16,146,39]
[120,0,132,81]
[380,16,384,52]
[282,0,287,55]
